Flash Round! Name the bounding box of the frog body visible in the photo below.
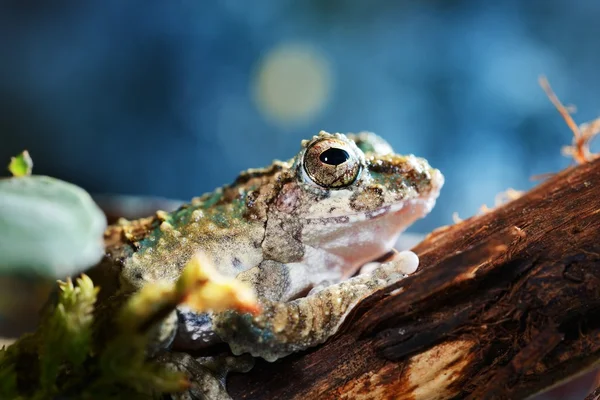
[100,131,444,398]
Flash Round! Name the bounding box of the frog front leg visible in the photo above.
[213,251,419,362]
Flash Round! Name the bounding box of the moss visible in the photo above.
[0,275,186,400]
[0,253,259,399]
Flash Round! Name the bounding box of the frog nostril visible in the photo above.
[319,148,349,166]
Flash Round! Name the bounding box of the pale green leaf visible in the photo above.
[0,176,107,277]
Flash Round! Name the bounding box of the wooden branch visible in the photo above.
[226,158,600,400]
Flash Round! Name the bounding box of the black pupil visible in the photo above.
[319,148,350,166]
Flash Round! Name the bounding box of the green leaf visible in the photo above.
[8,151,33,177]
[0,175,107,277]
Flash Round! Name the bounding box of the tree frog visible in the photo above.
[99,131,444,398]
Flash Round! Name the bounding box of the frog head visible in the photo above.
[263,131,444,276]
[118,131,443,291]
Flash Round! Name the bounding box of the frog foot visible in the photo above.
[158,352,254,400]
[213,251,419,362]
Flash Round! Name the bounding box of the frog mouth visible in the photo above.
[309,198,435,276]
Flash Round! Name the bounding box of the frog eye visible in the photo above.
[303,138,361,188]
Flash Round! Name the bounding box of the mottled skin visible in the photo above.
[101,131,444,398]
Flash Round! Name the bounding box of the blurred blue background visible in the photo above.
[1,0,599,233]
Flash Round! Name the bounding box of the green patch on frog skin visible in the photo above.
[370,171,408,189]
[136,192,253,252]
[355,142,377,154]
[167,188,250,229]
[371,166,437,199]
[200,199,246,229]
[165,205,199,227]
[210,211,231,228]
[199,190,223,209]
[216,312,276,353]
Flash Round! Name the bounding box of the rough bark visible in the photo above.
[226,158,600,400]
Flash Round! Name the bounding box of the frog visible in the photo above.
[97,131,444,399]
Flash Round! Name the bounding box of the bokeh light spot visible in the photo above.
[252,42,332,126]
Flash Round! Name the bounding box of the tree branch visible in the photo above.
[226,158,600,400]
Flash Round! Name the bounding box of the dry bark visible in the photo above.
[225,158,600,400]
